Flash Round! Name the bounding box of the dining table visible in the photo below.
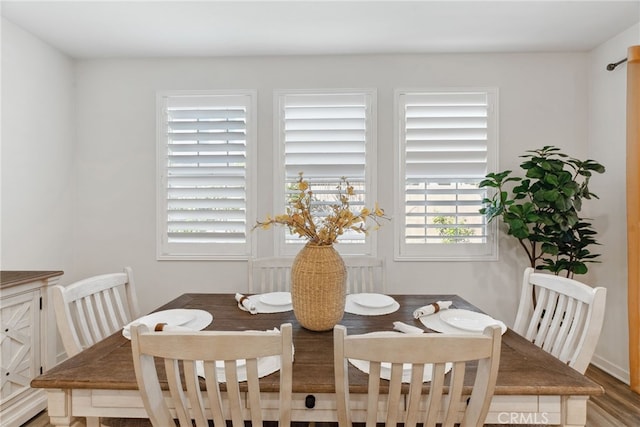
[31,293,603,427]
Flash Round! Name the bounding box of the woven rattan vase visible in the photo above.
[291,244,347,331]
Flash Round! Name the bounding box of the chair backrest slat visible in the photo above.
[131,323,293,427]
[344,256,386,294]
[93,290,112,335]
[52,267,140,357]
[183,360,207,427]
[386,362,403,425]
[246,359,264,427]
[108,286,130,328]
[165,358,191,426]
[559,301,587,363]
[442,361,466,427]
[202,363,226,427]
[542,293,568,352]
[73,298,96,346]
[333,325,501,427]
[98,288,119,332]
[423,362,445,427]
[513,267,607,374]
[248,257,294,293]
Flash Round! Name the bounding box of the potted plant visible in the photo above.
[479,146,605,278]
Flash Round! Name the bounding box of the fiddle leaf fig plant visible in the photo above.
[479,146,605,277]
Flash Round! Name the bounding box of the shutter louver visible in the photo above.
[163,95,249,249]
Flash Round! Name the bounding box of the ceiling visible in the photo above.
[1,1,639,59]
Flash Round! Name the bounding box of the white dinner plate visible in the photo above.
[259,292,292,306]
[345,295,399,316]
[440,309,502,332]
[351,293,395,309]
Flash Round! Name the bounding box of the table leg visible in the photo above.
[561,395,588,427]
[86,417,101,427]
[46,389,85,427]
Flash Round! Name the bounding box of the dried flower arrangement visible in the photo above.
[254,173,389,246]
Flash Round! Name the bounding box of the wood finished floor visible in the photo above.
[21,365,640,427]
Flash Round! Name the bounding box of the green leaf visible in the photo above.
[572,263,588,275]
[526,167,545,179]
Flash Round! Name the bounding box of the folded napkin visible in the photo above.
[235,293,257,314]
[413,301,452,319]
[393,321,425,334]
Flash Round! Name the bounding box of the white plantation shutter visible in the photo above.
[275,90,377,255]
[157,91,256,259]
[396,89,498,260]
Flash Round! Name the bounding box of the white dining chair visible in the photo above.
[130,323,293,427]
[343,256,386,294]
[513,267,607,374]
[248,257,294,293]
[51,267,140,427]
[52,267,140,357]
[333,324,502,427]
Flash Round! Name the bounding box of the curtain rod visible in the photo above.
[607,57,628,71]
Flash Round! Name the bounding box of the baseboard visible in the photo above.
[591,354,630,384]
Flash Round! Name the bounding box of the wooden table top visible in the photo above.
[1,270,63,289]
[32,293,603,397]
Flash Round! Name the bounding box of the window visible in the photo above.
[273,90,377,256]
[156,91,256,260]
[395,89,498,260]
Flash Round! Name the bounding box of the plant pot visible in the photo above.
[291,244,346,331]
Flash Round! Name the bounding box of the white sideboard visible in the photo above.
[1,271,63,427]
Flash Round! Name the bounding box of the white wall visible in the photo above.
[73,53,589,320]
[1,18,75,275]
[587,23,640,383]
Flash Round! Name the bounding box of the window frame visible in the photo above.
[272,89,378,257]
[156,89,257,260]
[393,87,499,261]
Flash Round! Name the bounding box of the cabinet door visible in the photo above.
[0,290,40,405]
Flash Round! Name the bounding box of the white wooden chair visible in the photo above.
[343,256,386,294]
[130,323,293,427]
[513,267,607,374]
[333,325,502,427]
[248,257,294,293]
[52,267,140,357]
